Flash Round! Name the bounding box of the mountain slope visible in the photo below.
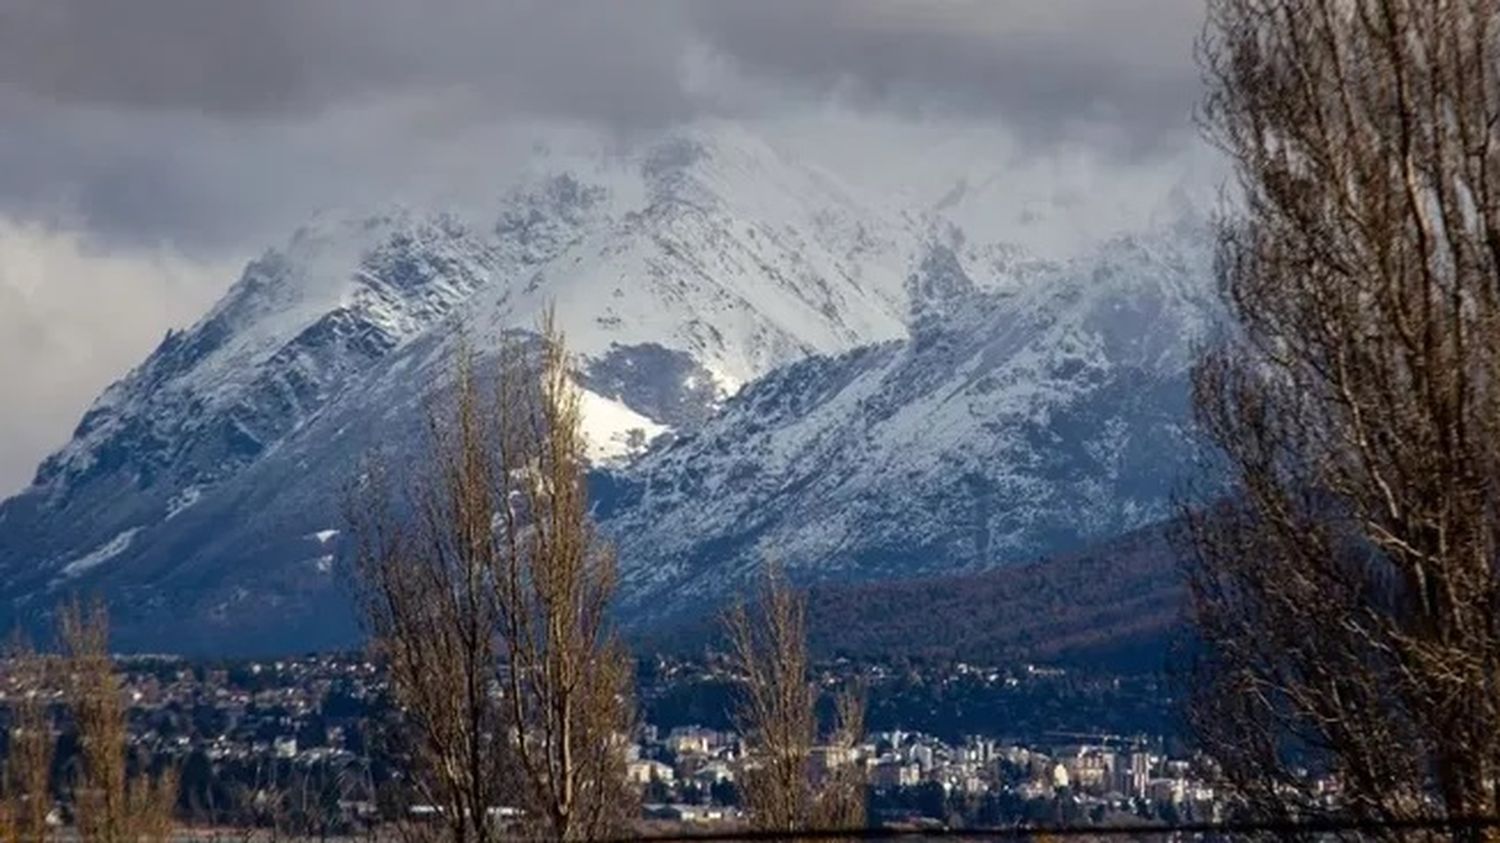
[600,223,1211,625]
[0,125,1213,653]
[0,128,935,651]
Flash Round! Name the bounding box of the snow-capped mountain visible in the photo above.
[0,124,1213,653]
[0,127,925,649]
[599,223,1213,624]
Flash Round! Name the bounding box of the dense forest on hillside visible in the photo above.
[807,527,1181,670]
[637,525,1183,673]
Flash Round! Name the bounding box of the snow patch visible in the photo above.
[578,389,669,464]
[58,528,141,578]
[166,486,203,519]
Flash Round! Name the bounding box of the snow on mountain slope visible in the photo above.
[32,211,501,502]
[0,126,950,651]
[580,391,669,463]
[463,129,916,393]
[598,222,1214,624]
[0,120,1214,653]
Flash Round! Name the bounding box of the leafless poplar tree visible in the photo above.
[489,315,634,840]
[813,681,867,831]
[350,313,633,841]
[2,637,53,843]
[349,354,509,843]
[1186,0,1500,831]
[725,567,865,834]
[58,601,176,843]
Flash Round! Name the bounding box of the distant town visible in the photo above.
[0,651,1257,835]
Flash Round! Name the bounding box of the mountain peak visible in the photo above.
[0,128,1214,654]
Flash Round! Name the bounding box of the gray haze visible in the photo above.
[0,0,1211,495]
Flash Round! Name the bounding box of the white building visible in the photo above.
[627,759,675,785]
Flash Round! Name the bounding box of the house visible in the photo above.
[643,804,734,823]
[627,759,675,785]
[667,726,719,756]
[870,761,921,789]
[811,745,857,783]
[693,760,735,786]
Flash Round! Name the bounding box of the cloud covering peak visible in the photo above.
[0,0,1214,495]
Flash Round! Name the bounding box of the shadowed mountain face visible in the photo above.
[0,126,1213,654]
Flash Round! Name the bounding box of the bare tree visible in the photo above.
[1186,0,1500,831]
[812,682,867,832]
[348,353,509,843]
[725,567,865,835]
[725,567,814,834]
[2,637,54,843]
[489,315,634,841]
[58,601,176,843]
[350,313,633,841]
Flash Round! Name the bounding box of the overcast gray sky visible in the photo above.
[0,0,1210,494]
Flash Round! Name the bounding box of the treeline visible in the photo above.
[805,527,1181,671]
[634,526,1183,674]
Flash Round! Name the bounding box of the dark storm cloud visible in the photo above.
[0,0,1209,250]
[0,1,1204,138]
[0,0,697,125]
[0,0,707,249]
[0,91,544,251]
[689,0,1205,153]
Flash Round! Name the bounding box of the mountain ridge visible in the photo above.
[0,126,1213,653]
[602,225,1211,624]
